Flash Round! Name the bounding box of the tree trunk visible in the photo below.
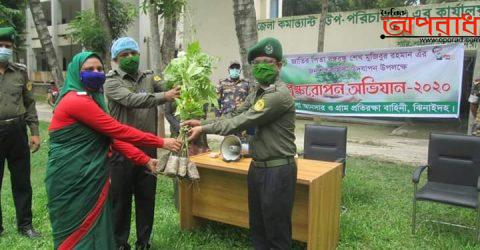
[94,0,113,70]
[149,6,166,138]
[28,0,64,88]
[149,3,162,75]
[317,0,328,52]
[232,0,258,81]
[160,13,177,72]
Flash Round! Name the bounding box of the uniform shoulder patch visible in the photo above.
[26,82,33,91]
[254,99,265,111]
[106,70,118,78]
[13,63,27,71]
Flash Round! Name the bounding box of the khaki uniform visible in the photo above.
[104,69,166,134]
[103,68,167,248]
[203,80,296,161]
[469,81,480,135]
[0,62,38,231]
[202,79,297,249]
[0,63,38,135]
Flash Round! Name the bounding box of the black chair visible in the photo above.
[303,124,347,176]
[412,133,480,240]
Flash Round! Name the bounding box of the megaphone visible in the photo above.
[220,135,249,162]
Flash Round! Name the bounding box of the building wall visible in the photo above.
[185,0,480,83]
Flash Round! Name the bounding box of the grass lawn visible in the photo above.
[0,122,478,249]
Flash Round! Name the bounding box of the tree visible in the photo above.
[317,0,328,52]
[232,0,258,81]
[28,0,64,88]
[141,0,184,138]
[94,0,113,69]
[141,0,184,74]
[0,0,26,51]
[68,0,137,70]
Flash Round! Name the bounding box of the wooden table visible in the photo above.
[178,153,342,250]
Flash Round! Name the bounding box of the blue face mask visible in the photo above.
[80,71,106,91]
[229,68,241,79]
[0,47,12,63]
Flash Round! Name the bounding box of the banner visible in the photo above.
[280,43,464,118]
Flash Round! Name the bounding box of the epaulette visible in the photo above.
[264,84,277,94]
[12,63,27,71]
[106,69,118,78]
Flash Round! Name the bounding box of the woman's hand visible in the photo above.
[162,138,182,152]
[146,158,159,174]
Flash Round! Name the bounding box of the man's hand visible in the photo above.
[30,135,41,153]
[162,138,182,152]
[165,86,181,101]
[188,126,203,142]
[182,119,201,127]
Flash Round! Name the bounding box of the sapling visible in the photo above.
[161,42,219,180]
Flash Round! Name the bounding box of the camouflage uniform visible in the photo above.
[469,81,480,135]
[215,78,253,117]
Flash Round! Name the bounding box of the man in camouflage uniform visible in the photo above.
[186,37,297,250]
[215,61,252,118]
[104,37,180,250]
[0,26,41,238]
[469,78,480,135]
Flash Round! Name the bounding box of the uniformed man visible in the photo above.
[104,37,180,250]
[469,78,480,135]
[215,61,252,118]
[185,37,297,250]
[0,26,41,238]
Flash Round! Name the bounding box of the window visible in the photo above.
[270,0,279,18]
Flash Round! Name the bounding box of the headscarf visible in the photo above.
[54,51,108,112]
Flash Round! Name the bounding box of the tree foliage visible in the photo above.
[0,0,26,48]
[140,0,185,18]
[283,0,419,16]
[163,42,218,121]
[68,0,137,54]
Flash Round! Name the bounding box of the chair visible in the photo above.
[303,124,347,176]
[412,133,480,240]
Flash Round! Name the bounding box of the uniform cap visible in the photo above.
[247,37,282,64]
[111,37,139,59]
[0,26,15,42]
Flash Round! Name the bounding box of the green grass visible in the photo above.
[0,122,479,249]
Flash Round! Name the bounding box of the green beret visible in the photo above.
[0,27,15,42]
[247,37,283,64]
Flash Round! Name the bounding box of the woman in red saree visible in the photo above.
[46,52,181,249]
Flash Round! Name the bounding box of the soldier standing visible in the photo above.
[215,61,253,118]
[185,37,297,249]
[103,37,180,250]
[0,26,41,238]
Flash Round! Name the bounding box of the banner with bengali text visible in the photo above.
[280,43,464,118]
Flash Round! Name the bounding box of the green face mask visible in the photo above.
[119,55,140,74]
[252,63,278,85]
